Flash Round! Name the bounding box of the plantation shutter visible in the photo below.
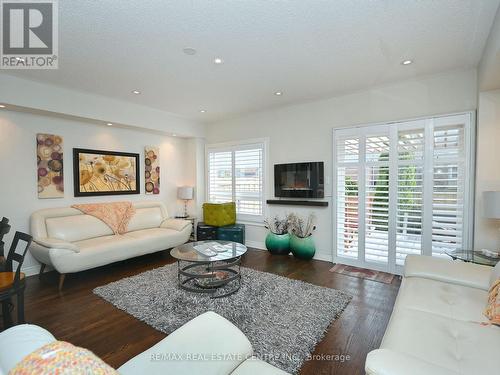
[335,135,360,259]
[235,147,264,216]
[333,113,473,274]
[431,124,466,256]
[207,142,265,220]
[208,151,233,203]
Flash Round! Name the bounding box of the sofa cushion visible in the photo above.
[126,228,189,249]
[118,311,253,375]
[45,215,113,242]
[127,207,164,232]
[380,307,500,374]
[395,277,489,323]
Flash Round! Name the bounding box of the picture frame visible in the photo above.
[73,148,140,197]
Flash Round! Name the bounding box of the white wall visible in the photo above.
[478,6,500,91]
[474,89,500,251]
[0,74,205,138]
[206,69,478,261]
[0,110,196,274]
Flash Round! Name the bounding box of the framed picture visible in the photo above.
[73,148,140,197]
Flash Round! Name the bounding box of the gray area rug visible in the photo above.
[94,264,351,374]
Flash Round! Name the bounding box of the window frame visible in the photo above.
[332,111,476,275]
[205,138,269,223]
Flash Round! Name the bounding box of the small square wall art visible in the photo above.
[37,133,64,198]
[145,146,160,194]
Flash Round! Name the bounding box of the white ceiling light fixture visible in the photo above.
[106,122,113,126]
[132,89,141,95]
[200,109,206,113]
[214,57,223,64]
[0,104,5,108]
[401,59,413,65]
[274,91,283,96]
[172,133,177,137]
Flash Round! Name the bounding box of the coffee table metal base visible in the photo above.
[176,257,242,298]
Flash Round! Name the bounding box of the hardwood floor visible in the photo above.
[20,249,400,375]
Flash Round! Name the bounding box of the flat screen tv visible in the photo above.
[274,162,324,198]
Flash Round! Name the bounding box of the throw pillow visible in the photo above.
[484,278,500,325]
[9,340,118,374]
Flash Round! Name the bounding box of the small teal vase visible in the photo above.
[290,235,316,260]
[265,232,291,255]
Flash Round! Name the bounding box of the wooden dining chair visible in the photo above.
[0,231,32,329]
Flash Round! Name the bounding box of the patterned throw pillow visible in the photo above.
[9,341,118,374]
[484,278,500,325]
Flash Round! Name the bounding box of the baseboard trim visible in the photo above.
[246,240,266,250]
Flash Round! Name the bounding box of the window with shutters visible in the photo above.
[333,113,474,274]
[207,140,266,222]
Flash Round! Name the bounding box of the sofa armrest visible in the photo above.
[160,218,191,232]
[33,238,80,253]
[404,255,491,291]
[118,311,253,375]
[0,324,56,374]
[366,349,457,375]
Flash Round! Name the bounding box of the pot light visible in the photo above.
[132,89,141,95]
[214,57,223,64]
[200,109,206,113]
[183,47,197,56]
[0,105,5,108]
[274,91,283,96]
[401,59,413,65]
[106,123,113,126]
[172,133,177,137]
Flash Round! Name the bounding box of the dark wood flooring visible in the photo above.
[20,249,400,375]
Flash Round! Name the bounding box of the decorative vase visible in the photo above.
[265,232,291,255]
[290,234,316,260]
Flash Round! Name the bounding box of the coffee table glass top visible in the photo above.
[171,240,247,262]
[445,249,499,267]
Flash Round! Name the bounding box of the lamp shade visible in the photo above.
[483,191,500,219]
[177,186,194,200]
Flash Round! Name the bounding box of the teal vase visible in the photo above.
[265,232,291,255]
[290,235,316,260]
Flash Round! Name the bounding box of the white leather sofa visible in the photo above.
[29,201,191,290]
[0,311,289,375]
[366,255,500,375]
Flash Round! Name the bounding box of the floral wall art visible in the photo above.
[144,146,160,194]
[73,148,139,196]
[37,133,64,199]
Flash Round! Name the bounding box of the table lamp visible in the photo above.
[484,191,500,251]
[177,186,194,218]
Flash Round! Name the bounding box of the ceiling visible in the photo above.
[5,0,500,123]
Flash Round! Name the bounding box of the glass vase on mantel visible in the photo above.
[290,234,316,260]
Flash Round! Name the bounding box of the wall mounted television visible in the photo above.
[274,162,324,198]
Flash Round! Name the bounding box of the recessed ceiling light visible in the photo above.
[0,105,5,108]
[401,59,413,65]
[132,89,141,95]
[172,133,177,137]
[214,57,223,64]
[183,47,197,55]
[274,91,283,96]
[106,123,113,126]
[200,109,206,113]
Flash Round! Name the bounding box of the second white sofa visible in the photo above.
[366,255,500,375]
[29,201,191,290]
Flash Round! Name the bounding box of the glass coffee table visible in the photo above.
[445,249,499,267]
[170,240,247,298]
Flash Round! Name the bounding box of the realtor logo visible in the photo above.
[1,0,58,69]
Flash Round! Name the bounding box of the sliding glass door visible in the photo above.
[333,113,474,274]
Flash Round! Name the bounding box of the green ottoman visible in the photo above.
[217,224,245,245]
[202,202,236,227]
